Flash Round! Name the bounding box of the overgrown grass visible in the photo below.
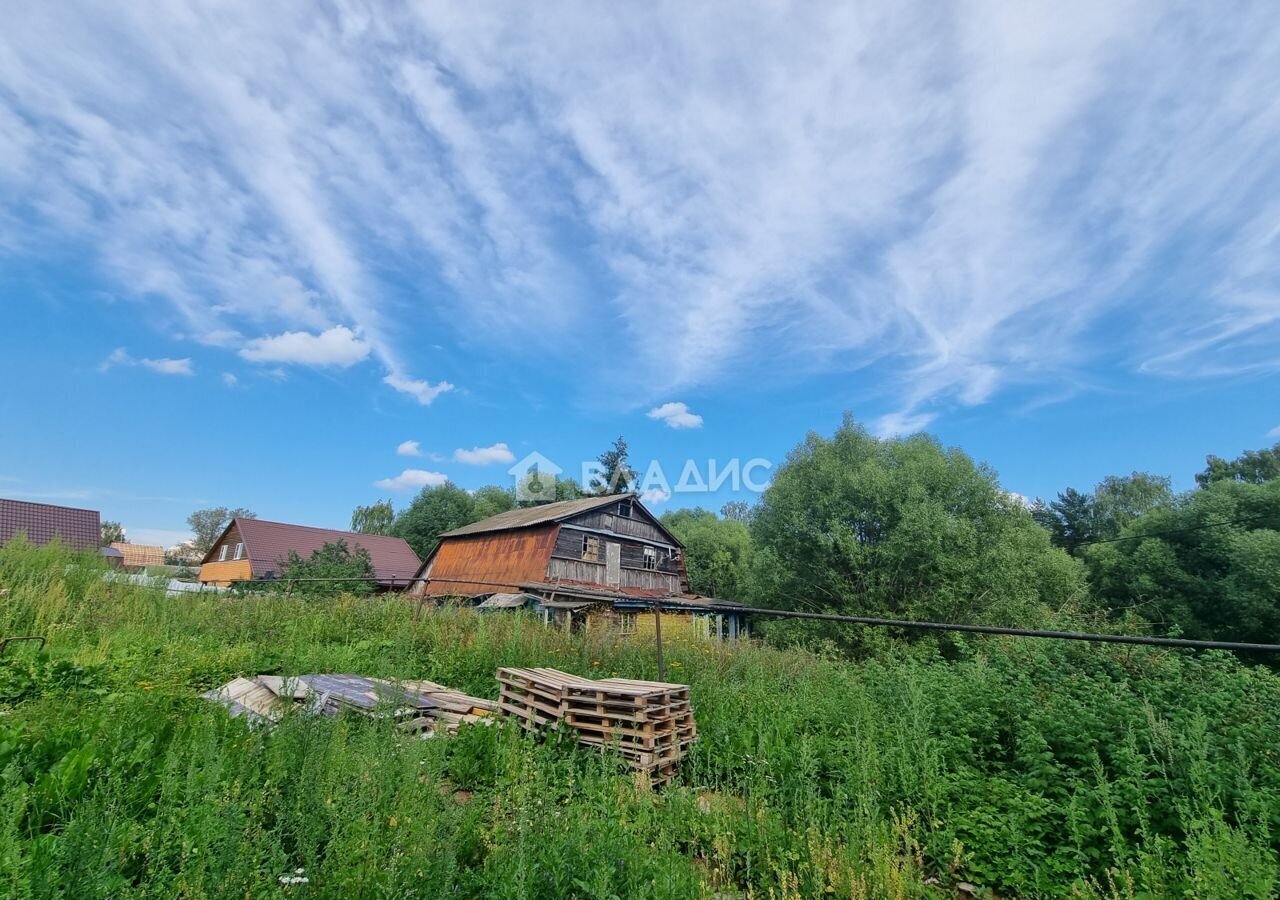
[1,542,1278,898]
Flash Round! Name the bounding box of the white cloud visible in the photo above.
[1268,425,1280,438]
[221,372,239,387]
[873,410,937,438]
[6,2,1280,418]
[640,486,672,504]
[240,325,371,367]
[373,469,448,491]
[383,374,454,406]
[100,347,193,376]
[454,443,516,465]
[647,402,704,430]
[397,440,423,457]
[128,527,194,547]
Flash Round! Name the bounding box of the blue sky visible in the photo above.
[2,2,1278,547]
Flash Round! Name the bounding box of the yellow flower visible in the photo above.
[389,816,398,828]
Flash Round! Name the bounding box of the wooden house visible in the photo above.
[413,493,747,640]
[198,517,421,589]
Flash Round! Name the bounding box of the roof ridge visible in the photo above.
[237,517,406,540]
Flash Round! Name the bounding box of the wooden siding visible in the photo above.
[207,523,246,567]
[198,558,252,586]
[425,525,559,595]
[568,507,673,545]
[548,523,682,593]
[583,608,739,642]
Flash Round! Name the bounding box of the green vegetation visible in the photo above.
[2,543,1278,897]
[187,507,257,557]
[349,500,395,536]
[277,540,377,597]
[661,508,752,600]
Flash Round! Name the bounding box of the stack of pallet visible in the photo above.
[496,666,696,787]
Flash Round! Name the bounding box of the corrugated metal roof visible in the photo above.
[438,493,637,538]
[477,592,537,609]
[226,518,422,585]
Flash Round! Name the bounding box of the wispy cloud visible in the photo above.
[397,440,423,457]
[454,443,516,465]
[873,410,937,438]
[221,372,239,388]
[373,469,448,491]
[100,347,193,376]
[4,2,1280,421]
[647,402,704,430]
[240,325,370,367]
[1267,425,1280,439]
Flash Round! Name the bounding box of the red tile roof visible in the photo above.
[220,517,421,586]
[0,498,100,551]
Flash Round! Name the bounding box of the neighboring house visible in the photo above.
[197,517,421,589]
[0,498,100,551]
[109,542,165,570]
[414,493,747,640]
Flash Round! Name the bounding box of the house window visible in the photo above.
[233,542,245,560]
[581,535,600,561]
[617,611,638,635]
[218,545,229,562]
[670,548,680,562]
[618,500,632,518]
[643,546,657,570]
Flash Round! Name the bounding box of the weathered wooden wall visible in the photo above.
[424,526,559,595]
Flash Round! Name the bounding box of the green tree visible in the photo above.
[1085,478,1280,643]
[720,500,752,522]
[99,521,125,546]
[350,499,395,535]
[661,507,753,600]
[590,436,636,495]
[391,483,476,560]
[187,507,256,556]
[1032,473,1172,555]
[1196,442,1280,487]
[750,417,1082,640]
[472,485,517,520]
[278,539,376,597]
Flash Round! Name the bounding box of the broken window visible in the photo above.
[617,611,638,635]
[643,546,657,570]
[582,534,601,561]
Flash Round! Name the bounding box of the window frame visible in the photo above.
[617,500,632,518]
[217,544,228,562]
[233,542,245,560]
[581,534,600,562]
[642,546,657,570]
[617,611,638,635]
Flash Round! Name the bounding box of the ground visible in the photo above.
[1,552,1278,898]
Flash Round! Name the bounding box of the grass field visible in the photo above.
[2,544,1278,898]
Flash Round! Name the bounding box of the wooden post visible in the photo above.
[653,599,666,682]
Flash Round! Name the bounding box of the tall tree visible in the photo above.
[390,483,476,560]
[1032,473,1172,554]
[662,507,753,600]
[750,417,1082,639]
[187,507,256,556]
[590,436,637,495]
[99,521,125,546]
[350,500,395,535]
[1086,478,1280,644]
[1196,443,1280,487]
[720,500,752,522]
[472,485,517,520]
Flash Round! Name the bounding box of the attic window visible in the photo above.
[218,545,229,562]
[581,535,601,562]
[670,548,680,562]
[617,500,632,518]
[643,546,657,570]
[233,542,245,560]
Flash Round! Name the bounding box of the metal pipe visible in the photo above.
[686,604,1280,653]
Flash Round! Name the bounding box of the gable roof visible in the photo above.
[438,493,638,539]
[202,517,421,585]
[110,542,165,568]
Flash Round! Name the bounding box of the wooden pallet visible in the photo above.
[496,666,696,788]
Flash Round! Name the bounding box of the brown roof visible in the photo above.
[0,498,100,551]
[439,493,638,538]
[211,517,421,585]
[110,542,165,568]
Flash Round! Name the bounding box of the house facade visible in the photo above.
[414,494,747,640]
[198,517,421,589]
